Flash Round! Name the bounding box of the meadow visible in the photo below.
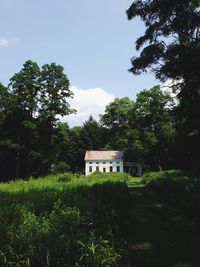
[1,170,200,267]
[0,172,130,267]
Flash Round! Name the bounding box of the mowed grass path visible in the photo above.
[126,178,200,267]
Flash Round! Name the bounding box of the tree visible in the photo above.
[127,1,200,172]
[100,97,133,129]
[7,61,41,178]
[127,1,200,83]
[0,83,19,180]
[38,63,75,174]
[0,83,10,114]
[39,63,75,122]
[0,60,75,179]
[127,1,200,127]
[130,86,176,170]
[81,115,102,150]
[51,122,71,172]
[68,126,85,172]
[100,97,134,149]
[9,60,40,117]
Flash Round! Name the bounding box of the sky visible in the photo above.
[0,0,158,126]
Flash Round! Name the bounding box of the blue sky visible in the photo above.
[0,0,158,126]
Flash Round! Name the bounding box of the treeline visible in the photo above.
[0,60,75,180]
[0,61,199,181]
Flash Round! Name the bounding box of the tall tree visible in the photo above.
[100,97,134,149]
[0,60,75,179]
[39,63,75,122]
[130,86,176,170]
[68,126,85,172]
[38,63,75,174]
[0,83,19,180]
[9,60,40,117]
[5,61,40,178]
[127,1,200,85]
[127,1,200,126]
[51,122,71,172]
[127,0,200,172]
[81,115,102,150]
[0,83,10,114]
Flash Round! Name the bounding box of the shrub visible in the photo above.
[143,170,200,221]
[51,161,70,174]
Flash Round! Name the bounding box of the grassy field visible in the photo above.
[0,172,130,267]
[0,171,200,267]
[127,176,200,267]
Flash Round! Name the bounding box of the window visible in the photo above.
[116,162,120,164]
[103,167,106,172]
[89,162,92,164]
[110,166,113,172]
[110,162,113,164]
[117,166,120,172]
[96,166,99,172]
[96,162,99,164]
[103,162,106,164]
[89,166,92,172]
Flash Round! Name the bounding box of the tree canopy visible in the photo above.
[127,1,200,85]
[0,60,75,180]
[127,0,200,173]
[127,1,200,128]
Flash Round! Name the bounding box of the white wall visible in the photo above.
[85,160,123,176]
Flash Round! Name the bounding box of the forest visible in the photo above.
[0,60,199,181]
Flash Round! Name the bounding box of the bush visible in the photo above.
[51,161,70,174]
[143,170,200,221]
[142,169,185,184]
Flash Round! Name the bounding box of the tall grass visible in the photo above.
[142,170,200,221]
[0,172,130,267]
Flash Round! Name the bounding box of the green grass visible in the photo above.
[0,172,130,267]
[127,177,145,188]
[1,171,200,267]
[126,174,200,267]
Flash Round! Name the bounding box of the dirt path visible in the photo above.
[126,182,200,267]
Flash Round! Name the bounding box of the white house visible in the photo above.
[85,150,124,176]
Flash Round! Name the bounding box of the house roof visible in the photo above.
[85,150,124,161]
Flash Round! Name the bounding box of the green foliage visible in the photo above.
[100,97,133,130]
[100,97,134,150]
[131,86,176,170]
[81,116,102,150]
[39,63,75,120]
[100,86,176,170]
[0,173,129,266]
[0,60,76,180]
[9,60,40,116]
[127,1,200,85]
[77,231,121,267]
[127,1,200,173]
[142,169,184,184]
[142,170,200,221]
[51,161,70,174]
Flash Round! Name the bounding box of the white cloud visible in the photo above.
[0,36,20,48]
[60,86,115,127]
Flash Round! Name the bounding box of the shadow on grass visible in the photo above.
[126,186,200,267]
